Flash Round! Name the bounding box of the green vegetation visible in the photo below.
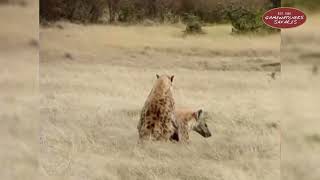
[40,0,281,34]
[184,14,204,34]
[228,6,278,34]
[283,0,320,11]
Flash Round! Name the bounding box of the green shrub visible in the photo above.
[40,0,108,23]
[118,0,137,22]
[228,6,278,34]
[284,0,320,11]
[39,0,285,26]
[184,14,204,34]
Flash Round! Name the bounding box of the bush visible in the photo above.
[283,0,320,11]
[228,7,262,33]
[39,0,283,26]
[118,0,147,23]
[40,0,108,23]
[184,14,204,34]
[228,1,280,34]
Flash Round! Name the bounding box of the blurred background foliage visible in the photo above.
[40,0,283,33]
[283,0,320,11]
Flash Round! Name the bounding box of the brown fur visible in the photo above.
[173,108,212,142]
[137,74,177,141]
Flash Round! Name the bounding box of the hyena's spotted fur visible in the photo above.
[171,108,212,142]
[137,74,178,141]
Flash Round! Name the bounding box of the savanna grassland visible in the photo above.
[0,1,39,180]
[39,22,281,180]
[281,13,320,180]
[0,1,318,180]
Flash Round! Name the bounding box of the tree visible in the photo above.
[107,0,120,23]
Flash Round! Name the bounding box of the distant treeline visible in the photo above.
[40,0,280,24]
[283,0,320,11]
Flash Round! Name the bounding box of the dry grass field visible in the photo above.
[0,1,39,180]
[40,21,281,180]
[281,13,320,180]
[1,2,318,180]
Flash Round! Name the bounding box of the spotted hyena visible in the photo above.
[171,108,212,142]
[137,74,178,141]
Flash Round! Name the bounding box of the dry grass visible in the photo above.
[280,65,320,180]
[40,21,280,180]
[281,13,320,180]
[0,1,39,180]
[281,12,320,65]
[1,3,319,180]
[40,23,280,71]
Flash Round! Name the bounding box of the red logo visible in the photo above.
[262,7,307,29]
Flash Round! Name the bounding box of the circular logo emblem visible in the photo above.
[263,7,307,29]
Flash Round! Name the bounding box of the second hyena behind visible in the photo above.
[171,108,212,142]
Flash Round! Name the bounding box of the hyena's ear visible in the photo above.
[170,75,174,82]
[193,109,203,120]
[156,74,160,79]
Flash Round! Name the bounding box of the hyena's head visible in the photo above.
[190,109,212,138]
[152,74,175,98]
[156,74,174,82]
